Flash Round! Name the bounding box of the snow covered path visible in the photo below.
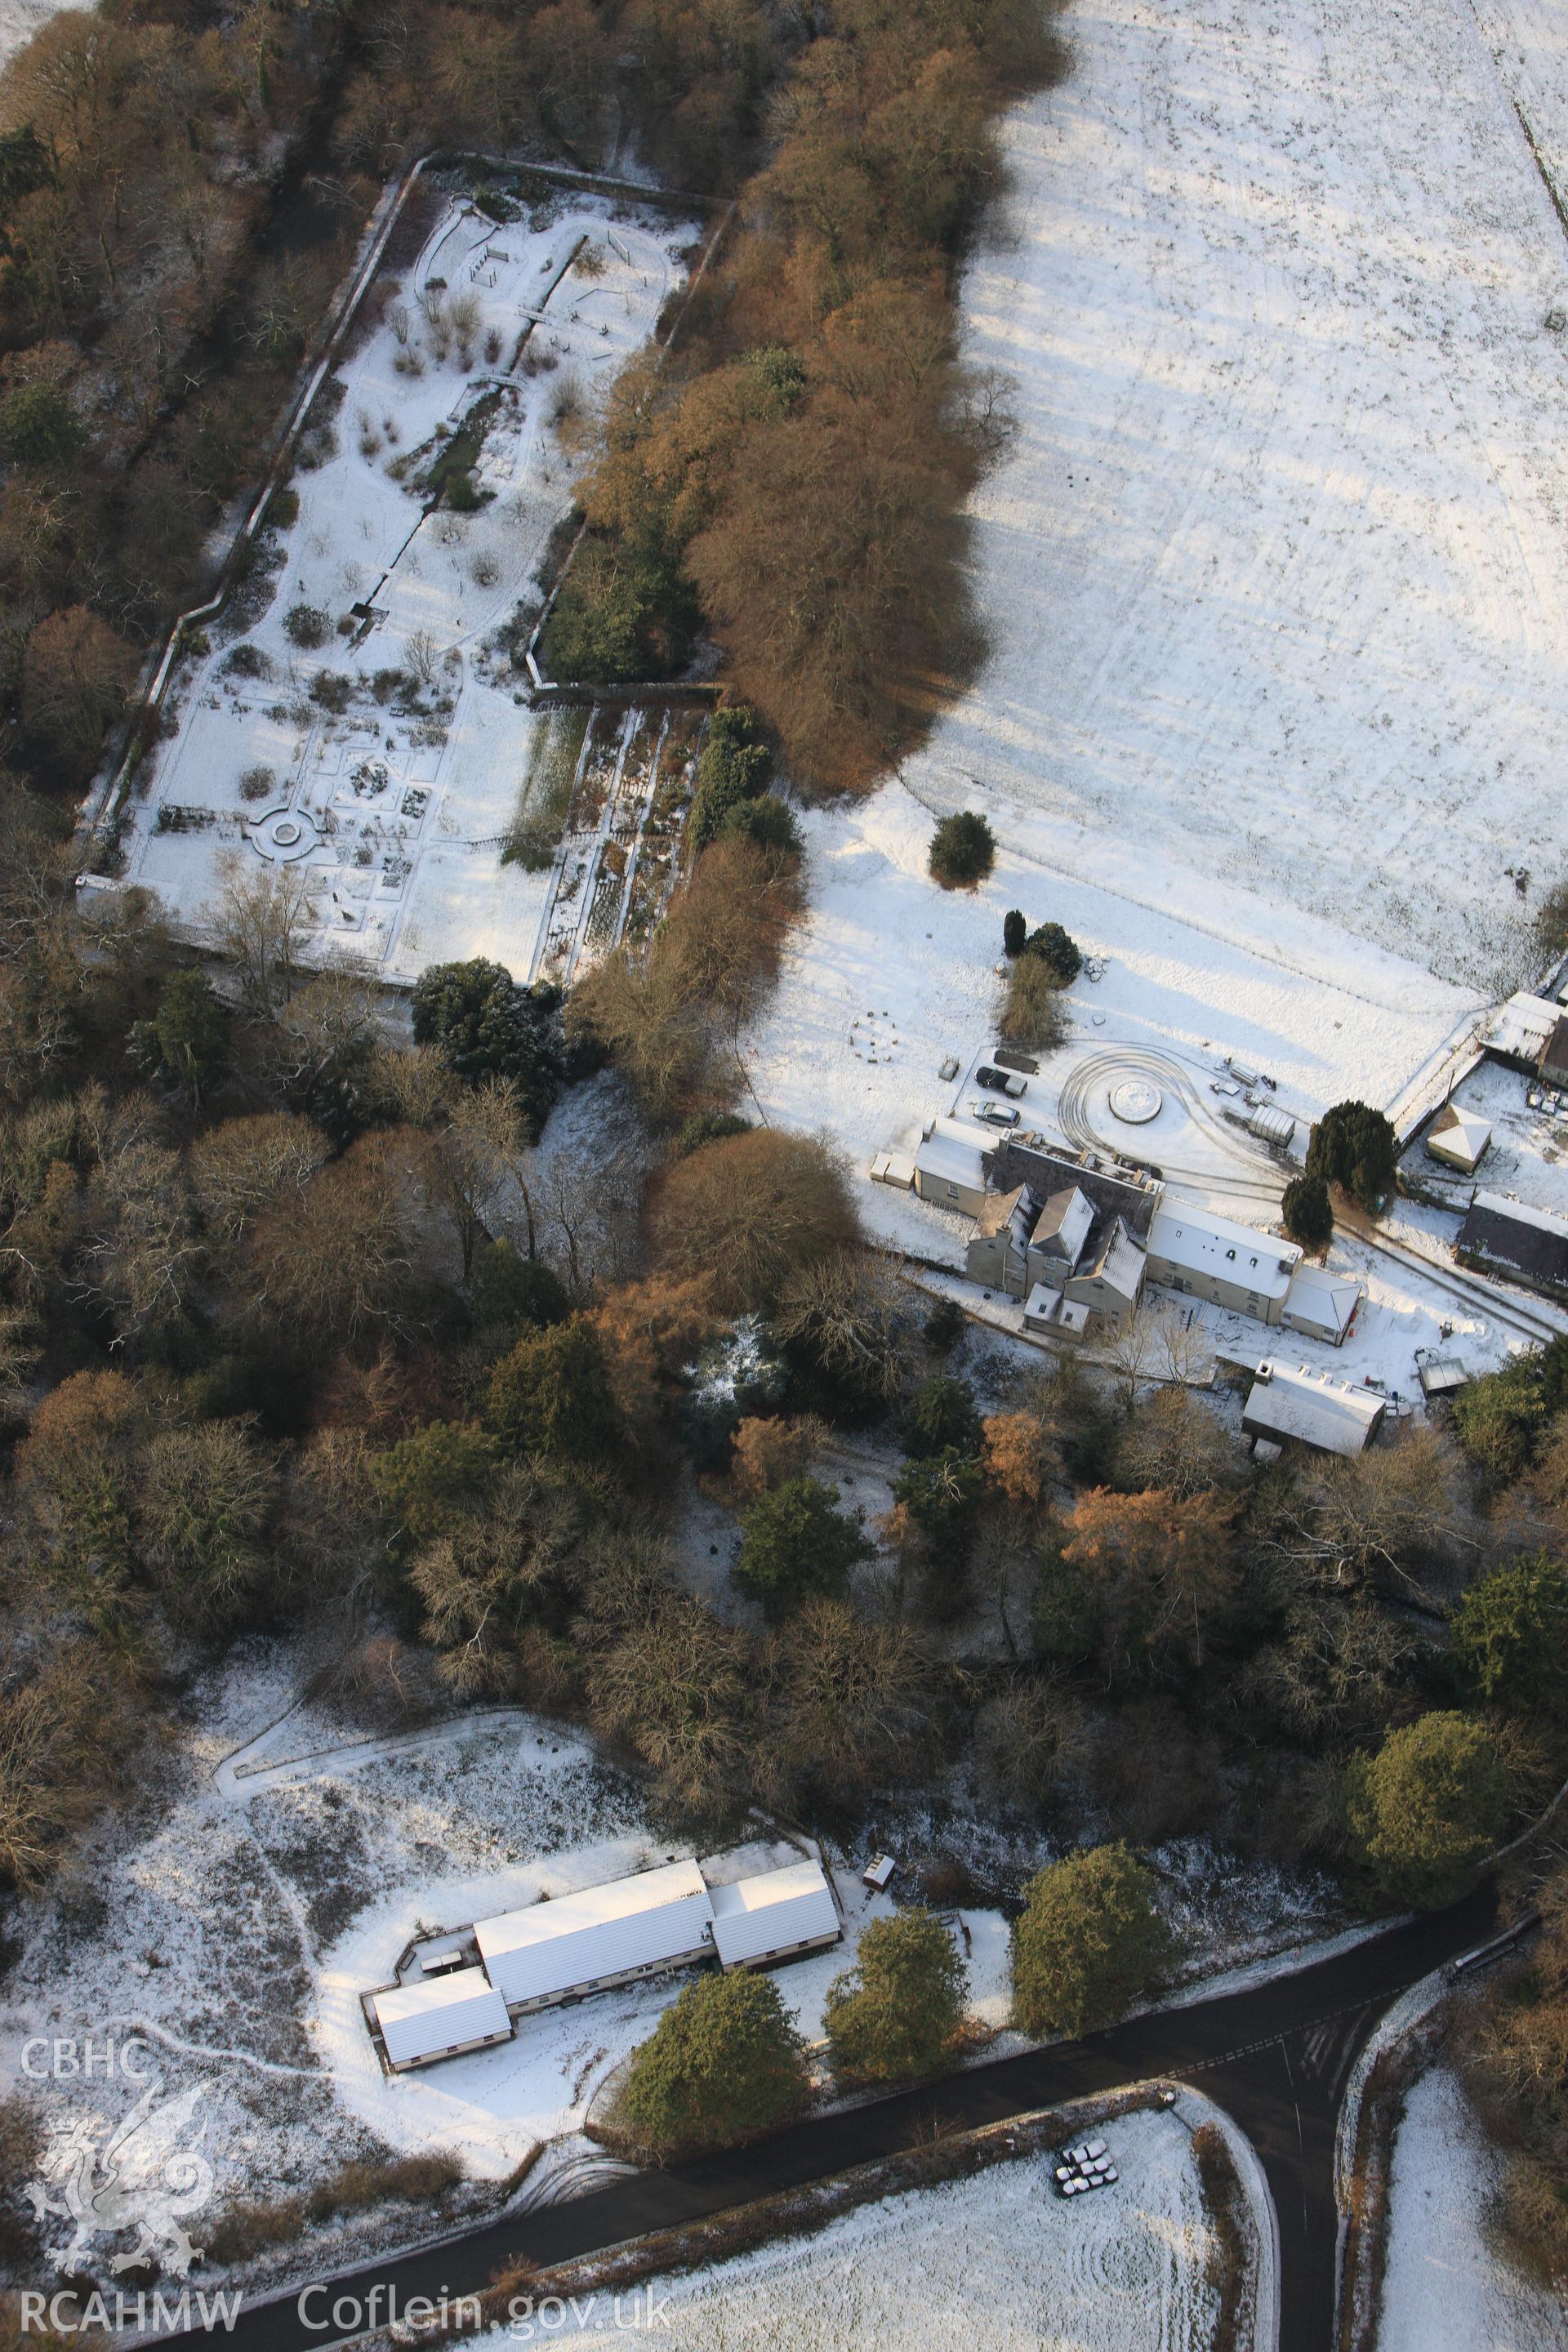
[903,0,1568,995]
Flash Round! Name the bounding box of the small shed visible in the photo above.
[708,1860,841,1970]
[1426,1102,1492,1175]
[1416,1353,1469,1400]
[1242,1361,1387,1457]
[862,1854,897,1891]
[372,1968,512,2073]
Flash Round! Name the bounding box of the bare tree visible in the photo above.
[205,854,318,1013]
[772,1249,923,1409]
[1102,1303,1163,1415]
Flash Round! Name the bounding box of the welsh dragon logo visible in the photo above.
[25,2081,215,2278]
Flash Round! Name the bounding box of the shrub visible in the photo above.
[238,763,276,804]
[1012,1844,1170,2038]
[617,1970,811,2156]
[1281,1171,1334,1250]
[1306,1100,1398,1213]
[266,487,301,532]
[720,794,801,857]
[922,1296,967,1355]
[734,1475,871,1618]
[224,644,271,681]
[1024,921,1082,983]
[310,670,354,713]
[470,1240,568,1331]
[998,953,1069,1052]
[929,810,995,888]
[1344,1711,1512,1904]
[1003,908,1027,956]
[1450,1552,1568,1716]
[824,1909,969,2086]
[283,602,330,648]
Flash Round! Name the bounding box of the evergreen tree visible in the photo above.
[893,1446,984,1567]
[131,969,230,1106]
[1451,1552,1568,1716]
[1281,1171,1334,1250]
[485,1316,622,1463]
[618,1969,811,2155]
[410,958,559,1138]
[1003,908,1027,957]
[1306,1101,1398,1213]
[929,810,996,887]
[1012,1844,1170,2038]
[369,1420,500,1544]
[1344,1711,1512,1904]
[902,1374,983,1460]
[734,1474,871,1617]
[1024,921,1082,984]
[824,1908,969,2085]
[690,704,773,849]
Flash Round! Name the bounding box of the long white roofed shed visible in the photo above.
[372,1967,512,2072]
[475,1860,715,2013]
[708,1860,840,1969]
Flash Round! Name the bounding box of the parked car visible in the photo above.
[976,1063,1027,1097]
[969,1099,1020,1129]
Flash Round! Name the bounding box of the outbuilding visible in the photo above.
[914,1118,992,1217]
[708,1861,841,1970]
[1281,1263,1362,1346]
[1146,1203,1301,1325]
[474,1860,716,2015]
[371,1967,513,2073]
[1425,1102,1492,1175]
[1457,1191,1568,1302]
[1540,1017,1568,1094]
[1241,1361,1386,1457]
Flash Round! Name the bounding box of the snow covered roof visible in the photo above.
[708,1861,840,1967]
[1426,1102,1491,1173]
[1089,1217,1147,1304]
[1242,1362,1385,1455]
[474,1861,715,2007]
[1031,1185,1094,1266]
[372,1967,511,2069]
[1281,1263,1362,1339]
[1458,1190,1568,1292]
[1484,992,1561,1065]
[915,1120,990,1196]
[1147,1204,1300,1299]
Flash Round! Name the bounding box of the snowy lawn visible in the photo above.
[0,0,69,69]
[901,0,1568,998]
[115,179,694,984]
[1375,2065,1562,2352]
[466,2107,1223,2350]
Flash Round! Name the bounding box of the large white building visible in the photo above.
[364,1851,843,2074]
[1145,1203,1302,1322]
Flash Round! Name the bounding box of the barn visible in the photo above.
[474,1860,717,2015]
[371,1967,513,2074]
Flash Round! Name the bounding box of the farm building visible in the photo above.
[366,1852,844,2070]
[1539,1018,1568,1094]
[1456,1191,1568,1302]
[475,1860,716,2014]
[1241,1361,1387,1457]
[1482,991,1563,1073]
[914,1117,993,1216]
[708,1861,842,1968]
[1425,1102,1492,1175]
[1145,1203,1301,1323]
[1280,1263,1363,1347]
[370,1967,513,2074]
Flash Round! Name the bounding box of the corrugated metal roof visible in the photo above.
[709,1862,840,1967]
[372,1968,511,2067]
[475,1860,715,2007]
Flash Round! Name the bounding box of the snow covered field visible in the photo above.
[1375,2066,1561,2352]
[901,0,1568,999]
[0,0,69,70]
[467,2107,1223,2350]
[115,180,694,985]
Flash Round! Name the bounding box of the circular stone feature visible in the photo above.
[247,805,321,864]
[1109,1077,1163,1125]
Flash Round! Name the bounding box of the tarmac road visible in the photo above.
[148,1879,1498,2352]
